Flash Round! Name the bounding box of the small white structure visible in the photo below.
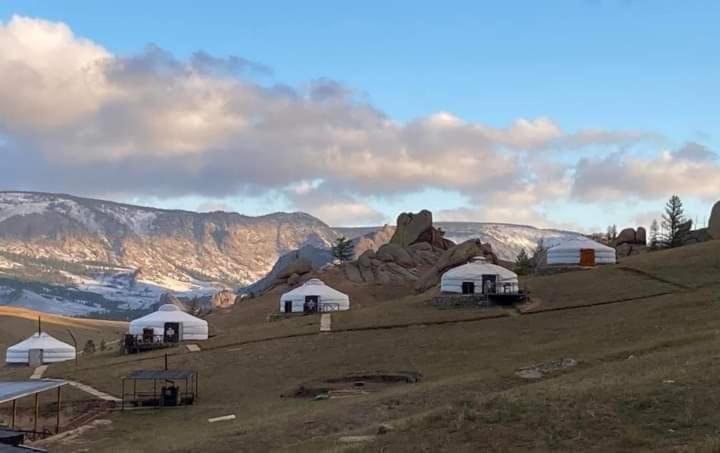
[546,238,616,266]
[129,304,208,341]
[280,278,350,313]
[441,257,519,295]
[6,332,76,365]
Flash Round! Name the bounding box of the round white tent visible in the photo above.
[280,279,350,313]
[6,332,76,365]
[441,257,519,295]
[546,238,616,266]
[129,304,208,341]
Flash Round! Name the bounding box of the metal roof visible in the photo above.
[126,370,195,380]
[0,445,45,453]
[0,380,66,404]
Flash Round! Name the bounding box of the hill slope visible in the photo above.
[35,241,720,452]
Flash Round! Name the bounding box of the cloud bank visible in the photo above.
[0,15,715,227]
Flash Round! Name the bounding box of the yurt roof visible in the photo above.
[130,304,207,325]
[281,279,348,300]
[548,237,615,253]
[7,332,75,353]
[443,259,518,281]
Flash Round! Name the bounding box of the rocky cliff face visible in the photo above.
[0,192,337,286]
[0,192,338,315]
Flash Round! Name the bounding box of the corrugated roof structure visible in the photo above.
[0,379,66,404]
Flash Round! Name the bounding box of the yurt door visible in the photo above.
[284,301,293,313]
[481,275,497,295]
[29,349,43,366]
[304,296,319,313]
[164,322,181,343]
[580,249,596,266]
[461,282,475,294]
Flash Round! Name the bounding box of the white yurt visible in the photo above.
[546,238,616,266]
[441,257,519,295]
[129,304,208,341]
[6,332,76,365]
[280,278,350,313]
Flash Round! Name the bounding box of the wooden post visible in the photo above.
[164,353,168,371]
[56,386,62,434]
[33,393,39,435]
[121,379,125,412]
[11,399,16,429]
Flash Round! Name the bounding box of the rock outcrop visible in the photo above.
[612,226,649,258]
[376,243,415,268]
[676,220,693,244]
[241,245,334,295]
[709,201,720,239]
[415,239,498,292]
[614,227,647,246]
[210,289,237,309]
[390,210,434,248]
[636,227,647,244]
[352,225,395,259]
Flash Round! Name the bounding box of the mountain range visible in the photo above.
[0,192,583,317]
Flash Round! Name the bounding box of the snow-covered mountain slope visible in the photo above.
[0,192,339,316]
[337,223,584,262]
[436,222,584,261]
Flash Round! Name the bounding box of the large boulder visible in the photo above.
[676,220,693,244]
[616,228,637,245]
[211,289,237,309]
[343,262,364,283]
[709,201,720,239]
[287,273,301,286]
[277,257,313,279]
[414,239,498,292]
[376,243,415,268]
[636,227,647,244]
[682,227,712,245]
[353,225,396,259]
[357,250,376,268]
[390,210,434,248]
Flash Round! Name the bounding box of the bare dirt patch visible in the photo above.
[282,371,422,399]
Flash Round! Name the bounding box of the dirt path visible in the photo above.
[67,380,121,402]
[30,365,48,379]
[320,314,332,332]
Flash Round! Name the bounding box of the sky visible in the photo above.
[0,1,718,231]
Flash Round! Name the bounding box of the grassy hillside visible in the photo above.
[24,241,720,452]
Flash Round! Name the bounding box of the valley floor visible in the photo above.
[5,241,720,452]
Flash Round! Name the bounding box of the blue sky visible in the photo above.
[0,1,718,230]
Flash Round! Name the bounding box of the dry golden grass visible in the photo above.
[14,241,720,452]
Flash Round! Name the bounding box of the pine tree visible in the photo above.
[514,248,531,275]
[332,236,355,263]
[649,219,660,249]
[606,224,618,243]
[662,195,686,248]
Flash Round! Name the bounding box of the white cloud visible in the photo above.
[572,147,720,202]
[0,15,705,229]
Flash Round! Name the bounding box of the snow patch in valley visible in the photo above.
[0,286,103,317]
